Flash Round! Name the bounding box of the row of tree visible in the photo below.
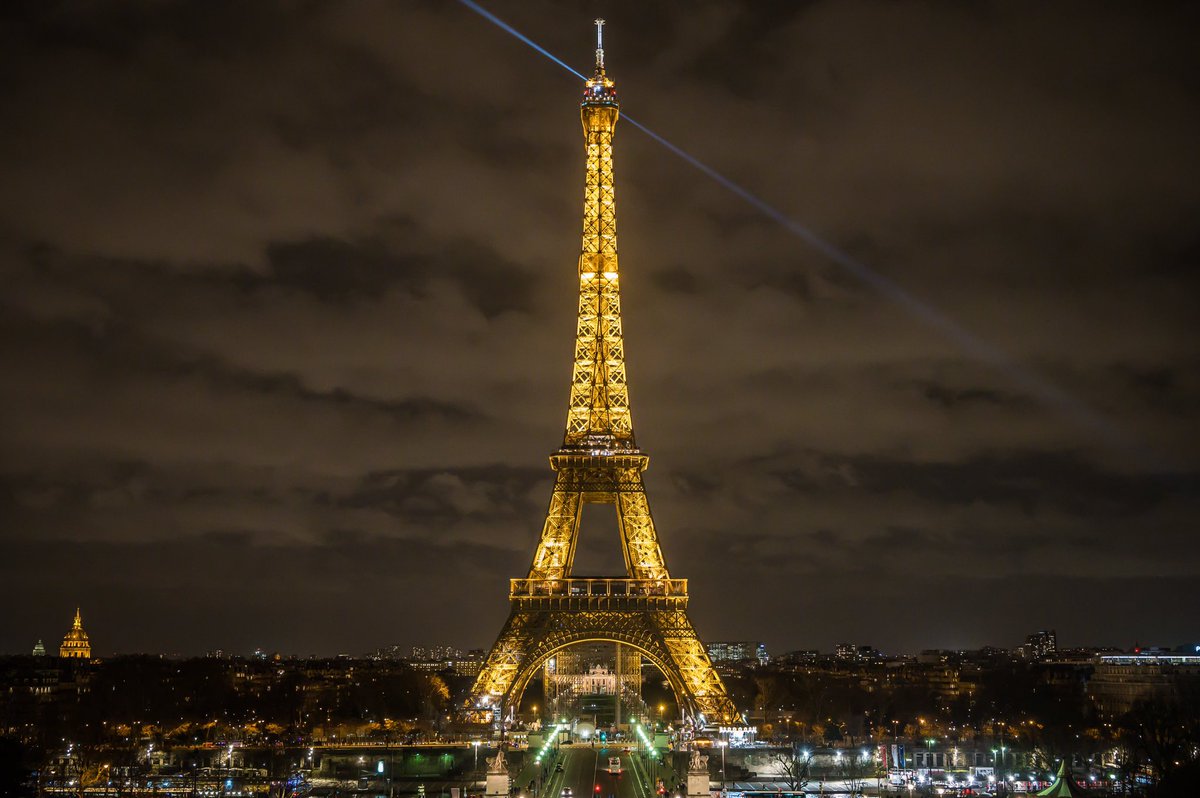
[730,665,1200,796]
[0,655,454,750]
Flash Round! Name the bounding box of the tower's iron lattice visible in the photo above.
[468,22,738,727]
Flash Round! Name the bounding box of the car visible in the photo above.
[608,757,622,774]
[561,788,573,798]
[555,763,564,773]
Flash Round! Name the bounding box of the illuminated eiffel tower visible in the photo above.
[469,21,739,727]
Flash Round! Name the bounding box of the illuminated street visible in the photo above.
[514,746,663,798]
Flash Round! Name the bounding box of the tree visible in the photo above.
[753,675,792,713]
[1117,674,1200,796]
[0,737,37,798]
[419,674,451,723]
[769,745,812,794]
[835,750,875,798]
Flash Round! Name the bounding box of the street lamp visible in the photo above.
[473,741,481,773]
[991,722,1007,786]
[716,740,727,788]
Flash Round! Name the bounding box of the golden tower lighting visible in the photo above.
[469,21,738,726]
[59,607,92,659]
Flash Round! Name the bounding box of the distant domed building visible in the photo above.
[32,639,46,657]
[59,608,92,659]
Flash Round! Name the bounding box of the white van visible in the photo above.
[608,757,622,774]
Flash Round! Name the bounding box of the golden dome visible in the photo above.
[59,607,91,659]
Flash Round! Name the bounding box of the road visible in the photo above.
[514,745,664,798]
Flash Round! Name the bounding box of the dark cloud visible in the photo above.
[266,228,540,317]
[0,0,1197,656]
[917,382,1030,411]
[774,450,1193,518]
[340,466,548,523]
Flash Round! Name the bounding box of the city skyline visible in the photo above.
[11,606,1192,661]
[2,2,1198,658]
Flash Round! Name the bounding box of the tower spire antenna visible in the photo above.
[594,18,605,72]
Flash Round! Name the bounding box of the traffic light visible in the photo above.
[594,786,601,793]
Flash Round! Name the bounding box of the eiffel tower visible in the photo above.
[469,21,739,727]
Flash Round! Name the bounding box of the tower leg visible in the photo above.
[615,487,668,580]
[472,611,534,715]
[528,489,582,581]
[655,611,739,724]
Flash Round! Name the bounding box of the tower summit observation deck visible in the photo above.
[468,22,739,727]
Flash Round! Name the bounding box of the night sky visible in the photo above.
[2,1,1198,658]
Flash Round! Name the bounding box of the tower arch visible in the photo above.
[507,635,691,721]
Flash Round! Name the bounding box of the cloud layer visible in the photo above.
[1,1,1197,656]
